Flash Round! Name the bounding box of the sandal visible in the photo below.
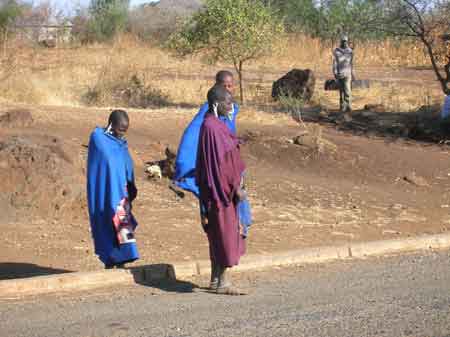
[216,286,247,296]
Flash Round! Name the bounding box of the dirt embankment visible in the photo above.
[0,109,86,223]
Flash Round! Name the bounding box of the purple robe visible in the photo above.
[196,114,246,267]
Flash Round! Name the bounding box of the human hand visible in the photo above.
[201,214,208,232]
[236,188,247,202]
[239,223,244,236]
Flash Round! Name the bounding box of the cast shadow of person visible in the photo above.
[0,262,71,280]
[129,263,200,294]
[284,105,447,144]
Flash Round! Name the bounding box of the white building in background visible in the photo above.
[13,23,73,47]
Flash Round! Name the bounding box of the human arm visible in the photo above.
[351,51,355,81]
[235,174,248,202]
[125,149,137,202]
[332,50,338,79]
[127,181,137,202]
[199,201,208,232]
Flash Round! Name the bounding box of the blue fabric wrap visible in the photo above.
[87,127,139,266]
[174,102,239,196]
[238,198,253,237]
[173,102,253,235]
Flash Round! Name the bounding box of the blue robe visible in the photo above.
[174,102,238,196]
[87,127,139,266]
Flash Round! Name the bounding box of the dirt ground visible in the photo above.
[1,66,450,279]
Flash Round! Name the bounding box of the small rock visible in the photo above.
[272,69,315,102]
[391,204,404,210]
[343,113,353,123]
[382,229,401,235]
[363,104,386,113]
[319,109,329,118]
[403,172,429,187]
[331,231,355,239]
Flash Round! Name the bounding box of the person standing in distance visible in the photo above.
[333,35,355,113]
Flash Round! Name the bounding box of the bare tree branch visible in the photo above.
[374,0,450,95]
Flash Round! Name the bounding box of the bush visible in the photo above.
[0,0,22,35]
[73,0,129,43]
[71,11,91,44]
[278,92,305,121]
[83,73,170,108]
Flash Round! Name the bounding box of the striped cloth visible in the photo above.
[112,197,136,244]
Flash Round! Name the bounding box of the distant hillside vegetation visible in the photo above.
[140,0,202,15]
[130,0,202,40]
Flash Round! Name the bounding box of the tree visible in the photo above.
[168,0,284,104]
[268,0,319,34]
[0,0,22,35]
[375,0,450,95]
[87,0,129,42]
[269,0,386,41]
[316,0,386,41]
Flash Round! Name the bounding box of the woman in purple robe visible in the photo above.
[196,85,247,295]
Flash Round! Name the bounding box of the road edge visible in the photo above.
[1,232,449,299]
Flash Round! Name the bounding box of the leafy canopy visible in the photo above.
[270,0,387,41]
[0,0,22,33]
[87,0,129,41]
[169,0,284,103]
[171,0,283,62]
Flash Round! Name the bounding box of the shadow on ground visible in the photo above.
[280,103,448,144]
[0,263,71,280]
[130,263,199,293]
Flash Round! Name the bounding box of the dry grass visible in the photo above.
[316,82,441,113]
[0,33,443,112]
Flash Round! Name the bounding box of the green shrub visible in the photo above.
[83,74,170,108]
[84,0,129,43]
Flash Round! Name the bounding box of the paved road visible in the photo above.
[2,250,450,337]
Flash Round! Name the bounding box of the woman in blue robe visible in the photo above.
[87,110,139,269]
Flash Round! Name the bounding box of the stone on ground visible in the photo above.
[272,69,315,102]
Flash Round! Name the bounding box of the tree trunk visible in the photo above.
[2,27,8,59]
[238,60,244,105]
[421,36,450,95]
